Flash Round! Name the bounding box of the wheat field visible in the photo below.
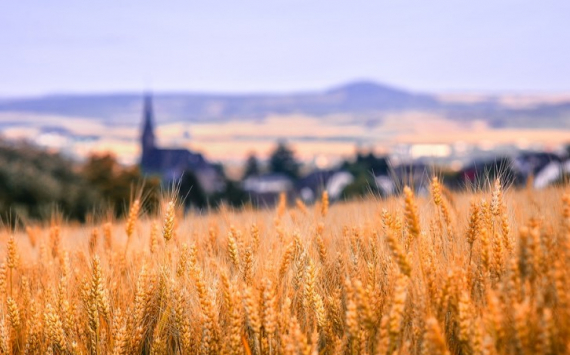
[0,178,568,354]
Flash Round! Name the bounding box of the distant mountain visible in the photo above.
[0,80,569,129]
[0,81,443,125]
[325,81,440,111]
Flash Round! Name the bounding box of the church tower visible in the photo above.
[140,94,156,169]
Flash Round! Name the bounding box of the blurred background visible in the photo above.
[1,0,570,221]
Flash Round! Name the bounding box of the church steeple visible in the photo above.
[141,93,156,154]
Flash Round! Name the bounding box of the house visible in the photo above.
[513,152,569,189]
[139,95,224,193]
[296,169,354,202]
[390,162,433,196]
[242,173,293,206]
[243,169,354,206]
[456,152,570,190]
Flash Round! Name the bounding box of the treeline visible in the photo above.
[1,139,553,224]
[0,140,256,224]
[0,141,151,223]
[0,139,381,224]
[0,140,426,224]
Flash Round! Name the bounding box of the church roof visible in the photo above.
[142,148,208,173]
[139,94,222,192]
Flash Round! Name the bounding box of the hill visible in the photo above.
[1,80,569,129]
[0,81,447,124]
[1,80,570,165]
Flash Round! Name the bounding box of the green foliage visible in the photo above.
[340,151,388,199]
[0,142,165,223]
[82,154,160,216]
[216,179,249,208]
[341,172,379,199]
[179,170,208,209]
[243,153,260,179]
[177,168,250,211]
[269,141,300,179]
[341,151,389,176]
[0,141,98,222]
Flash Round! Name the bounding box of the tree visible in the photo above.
[212,179,249,208]
[355,152,390,175]
[179,170,208,210]
[0,141,99,223]
[341,173,379,199]
[82,153,160,217]
[340,150,389,200]
[268,141,300,179]
[243,153,260,179]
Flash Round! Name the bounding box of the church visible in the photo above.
[139,95,224,193]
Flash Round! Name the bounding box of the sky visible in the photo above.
[1,0,570,96]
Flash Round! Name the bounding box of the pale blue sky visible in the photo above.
[1,0,569,96]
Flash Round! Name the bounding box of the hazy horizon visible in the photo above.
[3,78,570,100]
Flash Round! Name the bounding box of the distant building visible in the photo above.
[391,162,432,195]
[296,169,353,202]
[242,173,293,206]
[513,152,570,189]
[139,95,224,193]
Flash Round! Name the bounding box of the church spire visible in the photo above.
[141,93,155,153]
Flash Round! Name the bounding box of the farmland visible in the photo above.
[0,179,568,354]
